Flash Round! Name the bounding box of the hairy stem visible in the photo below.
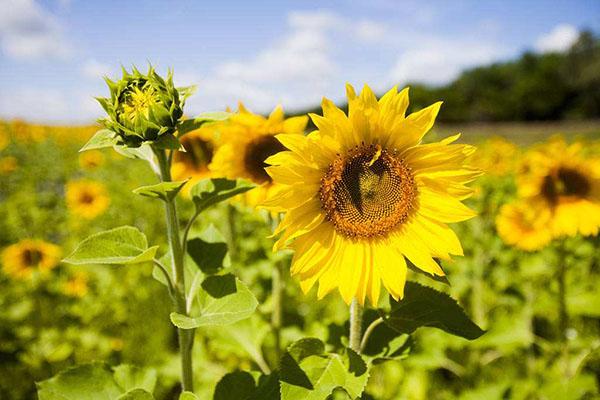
[155,149,195,392]
[360,317,383,353]
[349,299,363,353]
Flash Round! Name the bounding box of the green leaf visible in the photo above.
[280,340,369,400]
[187,225,229,274]
[152,133,184,150]
[381,281,485,340]
[191,178,254,214]
[180,392,199,400]
[170,274,257,329]
[178,112,231,135]
[117,389,155,400]
[37,362,122,400]
[63,226,158,265]
[133,180,189,202]
[112,143,155,161]
[36,362,156,400]
[80,129,116,152]
[212,371,279,400]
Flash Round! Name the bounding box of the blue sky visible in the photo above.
[0,0,598,123]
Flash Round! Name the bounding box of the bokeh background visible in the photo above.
[1,1,600,399]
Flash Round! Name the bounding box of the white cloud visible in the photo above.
[535,24,579,53]
[81,59,114,79]
[389,40,505,85]
[0,0,71,59]
[0,87,69,120]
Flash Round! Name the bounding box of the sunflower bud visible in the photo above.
[96,66,191,147]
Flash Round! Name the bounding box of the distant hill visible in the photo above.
[293,31,600,126]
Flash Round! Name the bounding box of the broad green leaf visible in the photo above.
[153,133,184,150]
[112,143,155,161]
[113,365,157,393]
[191,178,254,214]
[187,225,230,274]
[178,112,231,135]
[37,362,122,400]
[117,389,155,400]
[180,392,199,400]
[36,362,156,400]
[63,226,158,265]
[170,274,257,329]
[79,129,116,152]
[381,281,485,340]
[212,371,279,400]
[133,180,189,202]
[280,341,369,400]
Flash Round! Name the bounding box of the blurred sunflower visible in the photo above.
[66,180,110,219]
[62,272,89,297]
[471,136,519,176]
[263,84,480,305]
[0,125,8,150]
[1,239,61,280]
[172,127,216,193]
[79,150,105,170]
[496,200,553,251]
[0,156,18,174]
[209,103,308,206]
[518,138,600,238]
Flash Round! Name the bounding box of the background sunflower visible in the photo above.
[65,180,110,219]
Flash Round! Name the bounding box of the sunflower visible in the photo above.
[171,126,216,193]
[496,200,553,251]
[1,239,61,280]
[62,272,89,297]
[263,84,480,305]
[471,136,519,177]
[517,138,600,238]
[209,103,308,206]
[0,156,17,175]
[66,180,110,219]
[79,150,105,170]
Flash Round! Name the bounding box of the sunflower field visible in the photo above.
[1,71,600,400]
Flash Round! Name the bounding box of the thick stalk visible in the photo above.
[155,149,194,392]
[349,298,363,353]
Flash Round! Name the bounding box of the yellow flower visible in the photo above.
[471,136,519,176]
[66,180,110,219]
[0,125,9,150]
[0,156,17,174]
[263,84,480,305]
[517,137,600,238]
[62,272,89,297]
[1,239,61,280]
[209,103,308,206]
[171,127,216,193]
[78,150,105,170]
[496,200,553,251]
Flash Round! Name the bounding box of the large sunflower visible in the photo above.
[171,126,216,192]
[1,239,61,280]
[66,180,110,219]
[209,103,308,206]
[517,138,600,238]
[263,84,480,305]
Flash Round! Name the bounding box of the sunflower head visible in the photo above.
[471,136,519,176]
[517,138,600,238]
[66,180,110,219]
[1,239,61,280]
[62,272,89,298]
[79,150,105,170]
[496,200,553,251]
[209,103,308,206]
[96,66,190,147]
[171,126,218,194]
[263,84,480,305]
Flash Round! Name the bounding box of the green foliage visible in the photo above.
[381,282,485,340]
[170,274,258,329]
[63,226,158,265]
[133,180,189,202]
[79,129,117,152]
[36,362,157,400]
[191,178,254,214]
[178,112,232,136]
[187,225,230,274]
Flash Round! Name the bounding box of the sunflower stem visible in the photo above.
[349,298,363,353]
[155,148,195,393]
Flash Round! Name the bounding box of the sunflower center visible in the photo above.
[177,134,214,172]
[120,84,158,122]
[319,144,417,239]
[79,191,95,205]
[244,135,286,184]
[541,166,590,203]
[22,248,43,267]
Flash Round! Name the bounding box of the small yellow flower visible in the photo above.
[171,127,216,194]
[263,84,480,305]
[79,150,105,170]
[517,137,600,238]
[1,239,61,280]
[496,200,553,251]
[62,272,89,297]
[66,180,110,219]
[209,103,308,207]
[0,156,17,174]
[471,136,519,176]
